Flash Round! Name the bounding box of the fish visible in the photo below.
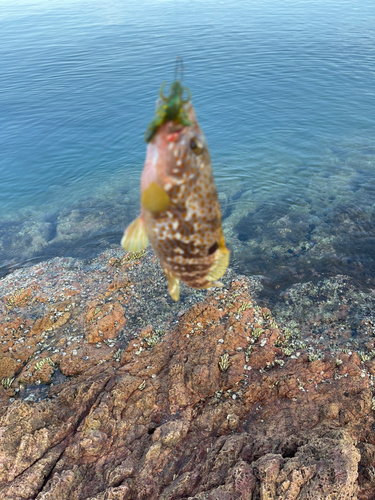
[121,81,230,301]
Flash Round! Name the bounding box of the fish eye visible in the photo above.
[190,137,204,155]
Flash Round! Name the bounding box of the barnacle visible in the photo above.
[35,357,55,371]
[252,328,264,339]
[144,329,165,348]
[281,346,294,356]
[308,353,320,362]
[6,288,26,308]
[308,350,323,362]
[265,359,285,371]
[219,353,230,372]
[359,351,371,362]
[274,359,285,367]
[283,328,292,341]
[126,250,146,261]
[297,378,305,391]
[113,349,124,362]
[138,380,146,391]
[110,251,146,268]
[262,310,272,320]
[1,377,14,390]
[245,345,252,362]
[238,302,252,313]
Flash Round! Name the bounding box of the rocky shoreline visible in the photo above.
[1,249,375,499]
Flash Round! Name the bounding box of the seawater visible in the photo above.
[1,0,375,298]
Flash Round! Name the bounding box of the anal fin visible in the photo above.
[121,216,149,252]
[164,269,180,301]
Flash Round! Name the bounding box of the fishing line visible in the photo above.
[175,56,184,82]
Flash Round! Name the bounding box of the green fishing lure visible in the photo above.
[144,80,191,142]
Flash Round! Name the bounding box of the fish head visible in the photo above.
[141,101,210,198]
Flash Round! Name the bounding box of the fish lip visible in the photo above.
[166,128,185,144]
[165,121,186,138]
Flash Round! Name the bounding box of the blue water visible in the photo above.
[1,0,375,292]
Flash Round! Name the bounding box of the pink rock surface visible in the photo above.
[0,250,374,499]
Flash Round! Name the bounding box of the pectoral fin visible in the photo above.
[141,182,170,214]
[164,269,180,301]
[206,246,230,282]
[121,216,149,252]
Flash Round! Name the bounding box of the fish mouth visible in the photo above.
[165,125,186,144]
[165,121,186,137]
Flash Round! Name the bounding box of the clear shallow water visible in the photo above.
[1,0,375,295]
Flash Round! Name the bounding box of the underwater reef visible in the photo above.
[0,179,140,280]
[1,249,375,499]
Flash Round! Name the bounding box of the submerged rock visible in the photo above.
[0,250,375,499]
[0,191,140,280]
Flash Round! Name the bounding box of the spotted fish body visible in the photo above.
[121,91,230,301]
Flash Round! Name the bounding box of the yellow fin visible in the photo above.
[206,246,230,282]
[164,269,180,301]
[203,280,224,290]
[121,216,149,252]
[141,182,170,214]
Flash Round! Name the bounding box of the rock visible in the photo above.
[85,301,126,343]
[0,356,18,380]
[0,249,375,499]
